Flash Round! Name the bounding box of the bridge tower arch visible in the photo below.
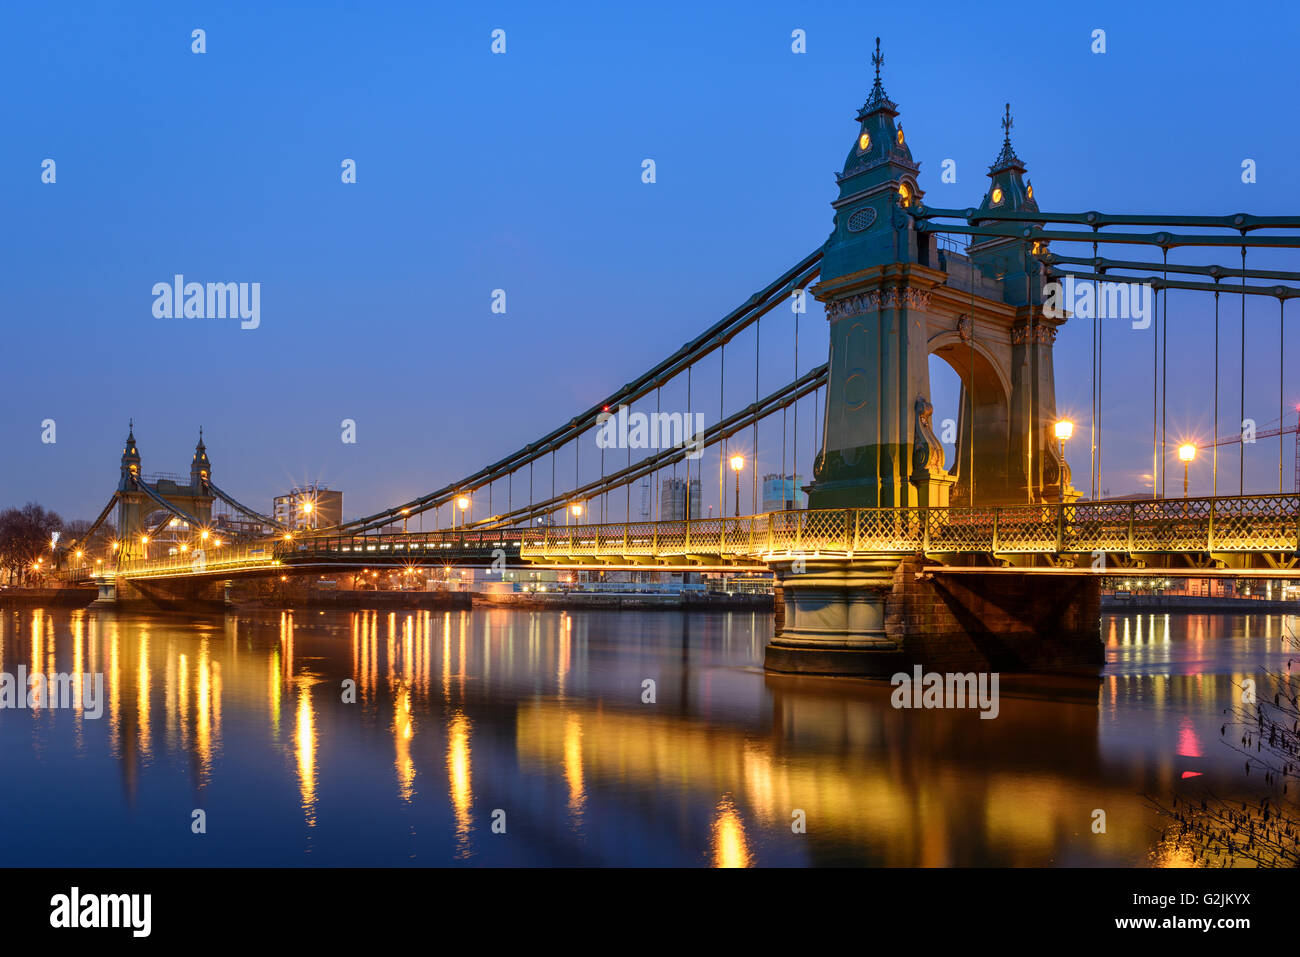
[768,44,1094,675]
[806,46,1075,510]
[927,333,1012,505]
[114,424,215,562]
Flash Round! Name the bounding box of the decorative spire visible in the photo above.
[989,101,1024,172]
[857,36,897,118]
[120,418,141,490]
[191,425,212,484]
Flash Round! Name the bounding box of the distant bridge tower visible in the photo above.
[807,42,1073,509]
[115,424,215,562]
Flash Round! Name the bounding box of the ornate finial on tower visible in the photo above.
[858,36,897,118]
[989,101,1023,173]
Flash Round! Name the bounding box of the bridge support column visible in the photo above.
[111,576,228,611]
[765,556,1104,676]
[92,581,118,606]
[764,557,903,675]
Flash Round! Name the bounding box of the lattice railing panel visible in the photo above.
[1211,495,1299,551]
[798,510,851,551]
[1064,501,1133,552]
[858,509,925,551]
[653,523,688,553]
[990,506,1057,552]
[622,521,658,555]
[926,508,997,552]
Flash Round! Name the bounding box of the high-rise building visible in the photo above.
[274,485,343,531]
[761,473,806,512]
[639,478,652,520]
[659,477,701,520]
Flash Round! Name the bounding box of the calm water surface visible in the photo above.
[0,606,1289,866]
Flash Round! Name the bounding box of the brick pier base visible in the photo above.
[882,557,1103,674]
[764,555,1103,676]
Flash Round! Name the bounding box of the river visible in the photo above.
[0,606,1291,866]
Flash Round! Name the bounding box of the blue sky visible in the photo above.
[3,0,1298,521]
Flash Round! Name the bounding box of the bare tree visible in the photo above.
[0,503,65,585]
[1147,623,1300,867]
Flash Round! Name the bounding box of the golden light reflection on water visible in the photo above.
[446,710,473,857]
[394,687,415,803]
[137,630,150,760]
[562,712,585,827]
[268,647,281,734]
[295,683,318,826]
[1149,837,1201,868]
[711,796,752,868]
[1,606,1291,865]
[108,622,120,754]
[72,613,85,744]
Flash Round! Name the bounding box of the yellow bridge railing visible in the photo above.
[518,493,1300,562]
[58,493,1300,580]
[63,542,284,581]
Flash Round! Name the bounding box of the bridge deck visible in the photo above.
[56,494,1300,582]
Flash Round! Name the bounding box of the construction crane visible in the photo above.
[1200,407,1300,493]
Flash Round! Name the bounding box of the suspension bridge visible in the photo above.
[54,41,1300,675]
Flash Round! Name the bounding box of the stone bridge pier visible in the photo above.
[765,556,1103,676]
[94,577,232,612]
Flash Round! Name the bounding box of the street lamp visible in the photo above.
[455,495,470,530]
[1053,419,1073,503]
[1178,443,1196,498]
[729,454,745,517]
[568,502,584,526]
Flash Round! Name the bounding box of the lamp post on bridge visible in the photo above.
[455,496,470,531]
[729,454,744,517]
[1053,420,1073,505]
[1179,443,1197,501]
